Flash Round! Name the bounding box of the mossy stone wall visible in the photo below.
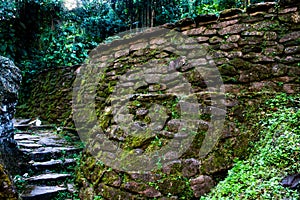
[17,65,79,126]
[17,1,300,199]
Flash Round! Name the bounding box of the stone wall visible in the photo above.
[16,1,300,199]
[17,65,79,126]
[17,1,300,125]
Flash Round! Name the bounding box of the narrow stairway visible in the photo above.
[13,119,83,200]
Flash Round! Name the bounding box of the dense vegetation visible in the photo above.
[0,0,270,75]
[1,0,298,199]
[203,93,300,199]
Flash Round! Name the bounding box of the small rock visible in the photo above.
[283,84,298,94]
[166,119,184,132]
[149,83,167,92]
[130,172,161,182]
[203,29,217,35]
[218,24,248,35]
[162,160,182,174]
[264,32,277,40]
[246,2,276,13]
[190,175,214,198]
[158,131,174,139]
[136,109,148,116]
[241,31,264,36]
[220,43,238,51]
[279,7,298,14]
[279,31,300,43]
[284,46,300,54]
[226,34,240,43]
[163,151,179,161]
[133,148,144,155]
[182,158,200,178]
[182,27,206,36]
[219,8,243,18]
[281,173,300,189]
[124,182,161,197]
[196,36,209,42]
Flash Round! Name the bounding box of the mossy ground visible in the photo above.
[202,93,300,199]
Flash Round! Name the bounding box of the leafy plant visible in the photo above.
[202,93,300,199]
[0,0,18,60]
[39,21,92,67]
[13,175,27,191]
[196,1,220,16]
[54,191,80,200]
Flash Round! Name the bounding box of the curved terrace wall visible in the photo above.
[16,1,300,199]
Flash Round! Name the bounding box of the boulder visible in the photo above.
[0,56,22,175]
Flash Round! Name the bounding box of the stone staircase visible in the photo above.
[13,119,83,200]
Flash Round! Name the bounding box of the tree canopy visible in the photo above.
[0,0,271,74]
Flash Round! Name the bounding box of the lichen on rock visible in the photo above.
[0,56,22,198]
[0,56,22,144]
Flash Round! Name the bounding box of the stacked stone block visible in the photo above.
[16,1,300,198]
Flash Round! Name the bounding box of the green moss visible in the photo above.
[155,175,193,198]
[229,58,252,70]
[202,93,300,199]
[98,110,112,130]
[162,97,180,119]
[0,164,18,200]
[145,136,168,153]
[124,133,153,149]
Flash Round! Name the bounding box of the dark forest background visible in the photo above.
[0,0,274,75]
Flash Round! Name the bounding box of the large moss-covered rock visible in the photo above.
[0,56,21,143]
[0,56,21,199]
[0,163,18,200]
[16,65,78,126]
[0,56,22,175]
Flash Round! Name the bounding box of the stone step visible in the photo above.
[18,143,43,148]
[15,134,40,141]
[14,124,30,130]
[29,158,76,172]
[24,147,82,162]
[14,120,81,198]
[26,173,72,184]
[37,137,67,147]
[16,132,75,148]
[13,118,32,126]
[15,131,32,135]
[17,140,36,144]
[21,185,67,200]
